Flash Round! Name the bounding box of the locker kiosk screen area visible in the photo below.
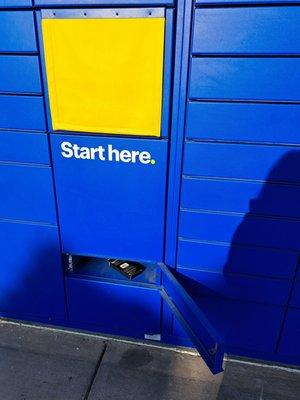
[41,9,165,137]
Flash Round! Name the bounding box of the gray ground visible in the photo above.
[0,320,299,400]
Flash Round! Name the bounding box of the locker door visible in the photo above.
[159,263,224,374]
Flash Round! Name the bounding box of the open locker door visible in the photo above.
[158,263,224,374]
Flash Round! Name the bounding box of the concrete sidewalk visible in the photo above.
[0,321,299,400]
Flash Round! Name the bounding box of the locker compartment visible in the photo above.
[0,11,36,52]
[179,210,300,252]
[186,102,300,144]
[0,131,49,164]
[193,7,300,55]
[175,267,290,306]
[41,9,166,136]
[66,276,161,338]
[177,240,297,280]
[181,177,300,219]
[189,58,300,102]
[0,56,41,94]
[51,135,168,261]
[0,96,46,132]
[0,221,66,319]
[0,164,56,224]
[173,297,284,355]
[184,142,300,183]
[278,309,300,361]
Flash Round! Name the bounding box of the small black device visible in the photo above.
[108,259,145,280]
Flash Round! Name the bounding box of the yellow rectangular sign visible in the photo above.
[42,16,165,137]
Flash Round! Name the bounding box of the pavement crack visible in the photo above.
[84,342,108,400]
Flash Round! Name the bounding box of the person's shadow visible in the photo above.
[224,149,300,276]
[174,149,300,356]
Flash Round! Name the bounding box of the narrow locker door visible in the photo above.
[158,263,224,374]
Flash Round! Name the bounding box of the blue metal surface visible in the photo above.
[0,164,56,224]
[0,56,41,94]
[278,309,300,362]
[184,143,300,183]
[290,282,300,308]
[173,296,285,355]
[0,221,66,319]
[193,7,300,55]
[196,0,300,3]
[186,102,300,144]
[181,177,300,219]
[190,58,300,102]
[35,0,174,5]
[66,276,161,337]
[51,135,168,262]
[177,240,298,280]
[0,12,36,53]
[0,132,49,164]
[176,267,290,306]
[180,210,300,251]
[159,263,224,374]
[0,1,32,6]
[0,96,45,132]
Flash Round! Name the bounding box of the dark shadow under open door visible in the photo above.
[158,263,224,374]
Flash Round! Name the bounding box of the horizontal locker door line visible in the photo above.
[178,235,300,253]
[180,207,300,223]
[68,273,159,290]
[0,161,50,168]
[177,264,292,282]
[182,175,300,185]
[0,217,56,227]
[35,0,174,5]
[0,92,43,96]
[191,54,300,58]
[176,267,290,306]
[0,216,56,227]
[0,129,46,134]
[182,174,300,187]
[189,98,300,105]
[195,1,300,4]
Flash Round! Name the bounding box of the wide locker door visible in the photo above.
[39,8,170,262]
[159,264,224,374]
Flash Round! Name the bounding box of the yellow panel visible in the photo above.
[42,17,165,136]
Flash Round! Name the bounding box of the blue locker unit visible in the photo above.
[1,0,300,375]
[164,0,300,368]
[0,3,67,325]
